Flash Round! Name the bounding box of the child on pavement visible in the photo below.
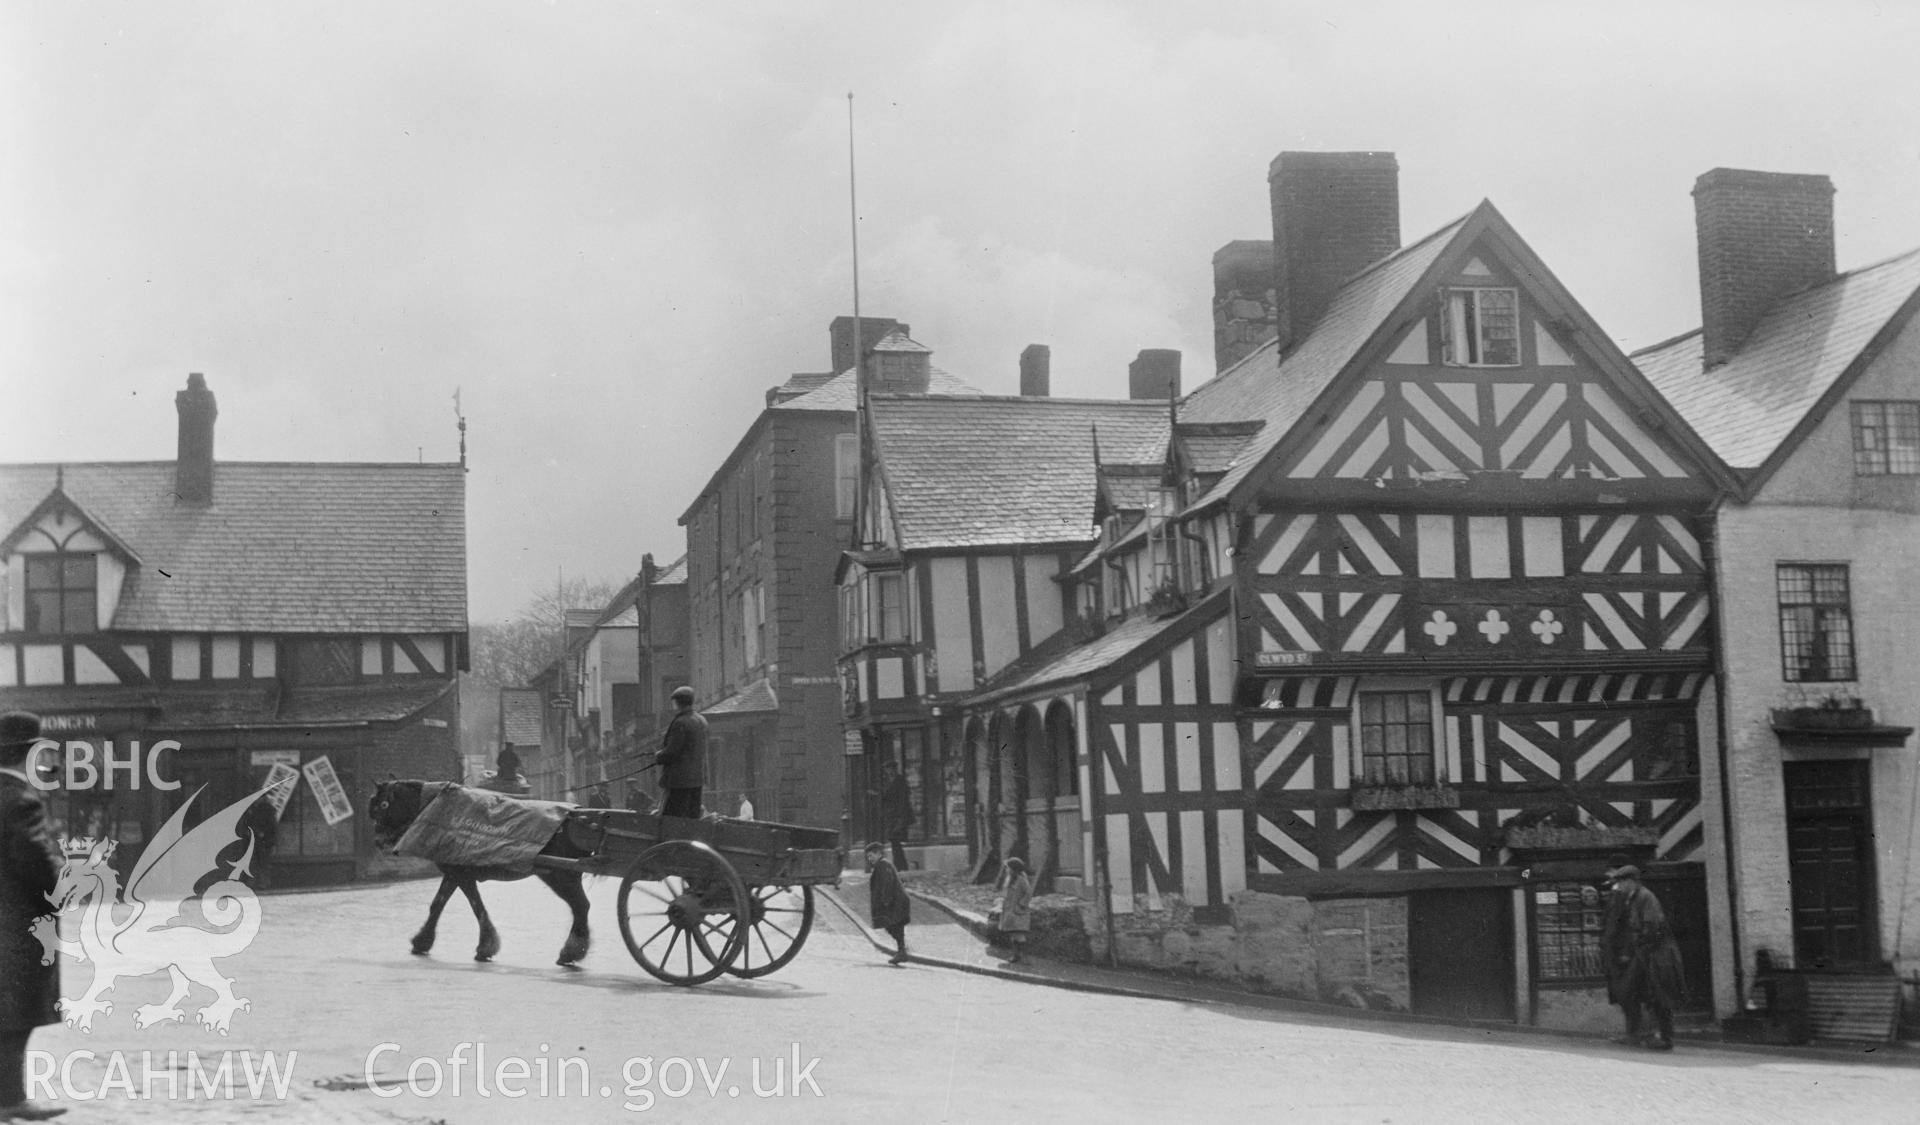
[998,857,1033,964]
[865,842,910,965]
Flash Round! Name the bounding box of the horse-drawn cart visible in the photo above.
[533,809,844,986]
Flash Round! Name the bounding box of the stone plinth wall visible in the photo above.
[1090,890,1412,1010]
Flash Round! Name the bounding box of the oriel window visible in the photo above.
[1777,563,1855,682]
[24,552,97,633]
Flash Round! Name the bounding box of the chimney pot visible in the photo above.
[1128,349,1181,401]
[1693,167,1836,368]
[1269,151,1401,351]
[175,373,217,505]
[1019,344,1051,397]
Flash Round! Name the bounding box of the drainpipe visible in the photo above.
[1702,504,1746,1009]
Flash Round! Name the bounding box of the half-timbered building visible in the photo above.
[1638,168,1920,1036]
[0,374,468,886]
[859,152,1737,1028]
[838,362,1172,873]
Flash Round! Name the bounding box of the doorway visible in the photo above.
[1410,888,1514,1021]
[1784,759,1878,969]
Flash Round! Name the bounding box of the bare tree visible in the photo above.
[459,574,626,764]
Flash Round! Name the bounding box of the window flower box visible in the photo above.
[1772,706,1875,732]
[1350,784,1460,811]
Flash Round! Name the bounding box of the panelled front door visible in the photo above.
[1785,760,1878,969]
[1410,888,1514,1021]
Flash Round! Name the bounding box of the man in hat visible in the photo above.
[1603,858,1685,1050]
[654,686,707,820]
[1,711,67,1120]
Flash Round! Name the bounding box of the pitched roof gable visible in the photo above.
[1634,247,1920,482]
[1179,212,1470,505]
[0,461,466,633]
[868,395,1170,551]
[1183,201,1730,503]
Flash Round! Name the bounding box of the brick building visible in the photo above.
[1637,168,1920,1034]
[680,319,980,832]
[0,374,467,886]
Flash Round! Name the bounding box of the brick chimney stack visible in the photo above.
[1128,349,1181,401]
[1269,152,1401,351]
[829,316,908,375]
[1019,344,1051,397]
[1693,168,1836,369]
[175,372,217,505]
[1212,240,1277,373]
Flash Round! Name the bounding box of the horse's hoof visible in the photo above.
[475,954,493,963]
[411,949,431,957]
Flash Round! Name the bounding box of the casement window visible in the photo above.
[740,585,765,669]
[1441,287,1520,367]
[1852,401,1920,476]
[1634,716,1699,780]
[835,434,860,520]
[24,552,97,633]
[1777,563,1855,682]
[1146,488,1178,592]
[870,571,906,642]
[1356,689,1437,786]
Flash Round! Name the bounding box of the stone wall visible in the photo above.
[1090,889,1412,1010]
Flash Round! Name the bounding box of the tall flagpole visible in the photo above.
[847,91,867,550]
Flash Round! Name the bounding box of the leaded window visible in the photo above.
[1852,401,1920,476]
[24,553,97,633]
[1442,287,1520,367]
[1357,690,1435,785]
[1777,563,1855,682]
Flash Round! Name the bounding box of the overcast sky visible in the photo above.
[4,2,1917,621]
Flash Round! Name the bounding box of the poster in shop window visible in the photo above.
[262,763,301,819]
[302,754,355,826]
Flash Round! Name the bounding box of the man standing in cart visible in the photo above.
[654,686,708,820]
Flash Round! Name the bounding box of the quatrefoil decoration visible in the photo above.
[1422,610,1458,647]
[1477,609,1511,644]
[1531,609,1565,645]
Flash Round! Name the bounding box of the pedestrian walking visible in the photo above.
[654,686,708,820]
[1,711,67,1121]
[865,842,910,965]
[998,856,1034,965]
[1603,860,1684,1050]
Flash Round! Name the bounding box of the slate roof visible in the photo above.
[1098,465,1163,515]
[652,555,687,585]
[773,362,984,412]
[1634,247,1920,472]
[970,592,1227,705]
[499,687,545,746]
[868,395,1172,550]
[1179,213,1470,505]
[277,681,455,725]
[704,677,778,717]
[0,461,467,633]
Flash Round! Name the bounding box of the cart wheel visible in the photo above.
[618,840,749,986]
[717,885,815,978]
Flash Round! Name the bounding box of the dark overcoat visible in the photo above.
[656,710,709,791]
[1,767,63,1030]
[868,857,911,930]
[1614,882,1685,1011]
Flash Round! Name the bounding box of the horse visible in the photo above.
[368,780,592,966]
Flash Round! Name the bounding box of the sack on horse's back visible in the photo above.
[395,783,573,874]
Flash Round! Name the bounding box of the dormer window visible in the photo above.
[1442,288,1520,367]
[25,553,97,633]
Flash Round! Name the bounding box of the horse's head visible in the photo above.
[368,779,428,851]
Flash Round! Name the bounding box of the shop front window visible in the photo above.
[1533,880,1607,984]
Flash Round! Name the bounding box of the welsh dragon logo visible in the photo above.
[31,784,276,1035]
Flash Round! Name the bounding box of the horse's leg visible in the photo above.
[542,871,591,966]
[413,875,458,954]
[458,876,501,961]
